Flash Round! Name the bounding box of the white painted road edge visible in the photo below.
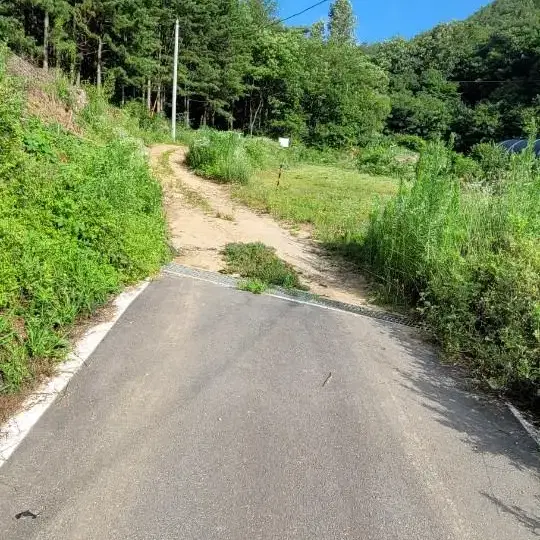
[0,281,150,468]
[505,400,540,449]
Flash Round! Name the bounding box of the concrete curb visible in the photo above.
[163,262,420,328]
[505,401,540,449]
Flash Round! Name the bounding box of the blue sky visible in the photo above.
[278,0,492,43]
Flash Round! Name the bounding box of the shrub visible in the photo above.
[360,140,540,405]
[357,142,415,178]
[471,142,511,185]
[451,152,481,182]
[391,134,427,153]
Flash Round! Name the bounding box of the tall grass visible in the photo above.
[187,130,256,184]
[185,128,357,184]
[0,53,169,396]
[361,141,540,403]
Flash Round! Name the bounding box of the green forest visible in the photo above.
[3,0,540,149]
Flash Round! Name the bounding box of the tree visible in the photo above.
[328,0,355,45]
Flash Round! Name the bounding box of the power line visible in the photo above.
[270,0,331,26]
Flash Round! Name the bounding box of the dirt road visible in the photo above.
[150,144,372,305]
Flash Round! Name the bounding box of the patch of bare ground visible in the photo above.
[7,54,86,134]
[151,144,376,307]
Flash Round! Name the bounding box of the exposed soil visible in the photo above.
[151,144,374,307]
[7,54,86,134]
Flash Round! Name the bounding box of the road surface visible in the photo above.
[0,273,538,539]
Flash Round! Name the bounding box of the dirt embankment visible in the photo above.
[151,145,373,306]
[7,54,86,134]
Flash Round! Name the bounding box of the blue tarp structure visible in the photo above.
[500,139,540,156]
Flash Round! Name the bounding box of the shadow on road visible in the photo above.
[481,492,540,536]
[375,321,540,533]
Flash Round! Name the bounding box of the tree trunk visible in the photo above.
[156,82,161,113]
[250,95,263,136]
[147,79,152,111]
[43,11,49,70]
[97,36,103,90]
[76,69,81,87]
[184,93,191,128]
[121,84,125,107]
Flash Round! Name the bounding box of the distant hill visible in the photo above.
[472,0,540,26]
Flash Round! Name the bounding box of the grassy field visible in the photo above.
[232,164,398,243]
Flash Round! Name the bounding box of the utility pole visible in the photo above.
[172,18,179,141]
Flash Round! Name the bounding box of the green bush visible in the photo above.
[471,142,511,185]
[391,134,427,153]
[121,100,172,143]
[360,140,540,405]
[451,152,481,182]
[357,142,415,178]
[0,55,169,393]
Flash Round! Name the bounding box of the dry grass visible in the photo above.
[7,54,86,134]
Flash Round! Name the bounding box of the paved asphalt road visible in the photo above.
[0,273,538,539]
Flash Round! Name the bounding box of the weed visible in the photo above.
[223,242,303,290]
[187,130,252,184]
[238,278,268,294]
[356,142,416,178]
[215,211,235,221]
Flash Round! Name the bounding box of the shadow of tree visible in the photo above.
[481,492,540,536]
[372,321,540,535]
[381,323,539,473]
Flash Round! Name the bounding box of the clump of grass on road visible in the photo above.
[237,278,268,295]
[223,242,303,291]
[232,165,397,243]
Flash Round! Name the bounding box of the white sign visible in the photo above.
[278,137,291,148]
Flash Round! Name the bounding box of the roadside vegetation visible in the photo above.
[0,52,169,406]
[361,142,540,405]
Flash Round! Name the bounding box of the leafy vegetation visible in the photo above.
[0,52,169,396]
[359,142,540,405]
[238,278,268,295]
[0,0,388,149]
[371,0,540,149]
[223,242,303,290]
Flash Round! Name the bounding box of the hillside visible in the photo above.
[0,50,170,416]
[372,0,540,149]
